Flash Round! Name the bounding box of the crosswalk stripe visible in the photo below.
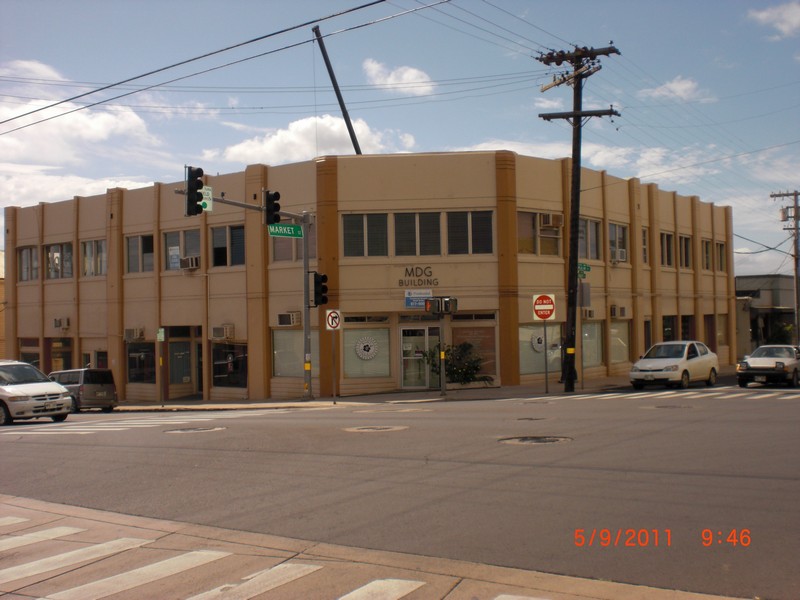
[495,595,552,600]
[0,537,152,585]
[187,563,322,600]
[338,578,425,600]
[41,550,230,600]
[0,527,85,551]
[0,516,29,527]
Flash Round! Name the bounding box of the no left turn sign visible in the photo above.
[326,309,341,331]
[533,294,556,321]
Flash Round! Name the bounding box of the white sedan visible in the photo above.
[630,341,719,390]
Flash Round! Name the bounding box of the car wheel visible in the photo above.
[0,403,12,426]
[738,379,748,388]
[790,370,799,388]
[51,414,68,423]
[101,406,114,413]
[71,396,81,413]
[679,371,690,389]
[705,368,717,387]
[632,382,644,390]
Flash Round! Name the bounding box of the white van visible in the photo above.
[0,360,72,425]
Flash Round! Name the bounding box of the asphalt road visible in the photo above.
[1,384,798,599]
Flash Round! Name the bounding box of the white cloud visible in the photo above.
[211,114,415,164]
[638,76,716,103]
[748,1,800,39]
[533,97,563,110]
[362,58,435,96]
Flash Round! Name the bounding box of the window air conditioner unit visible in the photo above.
[277,312,301,326]
[179,255,200,270]
[212,324,234,340]
[582,308,595,319]
[540,213,564,228]
[617,248,627,262]
[124,328,144,342]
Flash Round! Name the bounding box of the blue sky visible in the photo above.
[1,0,799,276]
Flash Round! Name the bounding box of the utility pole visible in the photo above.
[773,190,800,344]
[537,45,620,393]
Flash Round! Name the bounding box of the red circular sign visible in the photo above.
[533,294,555,320]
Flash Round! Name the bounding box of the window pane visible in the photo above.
[273,236,293,261]
[394,213,416,256]
[419,212,441,255]
[212,343,248,388]
[212,227,227,266]
[97,240,107,275]
[82,241,94,276]
[141,236,154,272]
[168,341,191,384]
[127,237,140,273]
[230,226,245,265]
[165,231,180,270]
[367,214,388,256]
[185,229,200,257]
[127,342,156,383]
[343,329,391,377]
[471,211,493,254]
[447,212,469,254]
[343,215,364,257]
[517,212,535,254]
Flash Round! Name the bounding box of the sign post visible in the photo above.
[533,294,557,394]
[326,309,341,403]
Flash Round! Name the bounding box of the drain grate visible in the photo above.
[500,435,571,445]
[344,425,409,433]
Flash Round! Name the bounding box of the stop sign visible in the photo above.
[533,294,556,320]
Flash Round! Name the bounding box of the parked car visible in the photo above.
[630,341,719,390]
[49,368,118,412]
[0,360,72,425]
[736,345,800,388]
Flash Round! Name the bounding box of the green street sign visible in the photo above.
[578,271,587,279]
[267,223,303,238]
[578,262,591,272]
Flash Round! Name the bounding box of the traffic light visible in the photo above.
[313,272,329,306]
[185,166,204,216]
[442,297,458,314]
[265,190,281,224]
[425,298,441,314]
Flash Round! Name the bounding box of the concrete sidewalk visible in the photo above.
[113,366,738,412]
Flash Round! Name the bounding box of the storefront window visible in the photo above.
[582,322,604,368]
[272,330,319,377]
[169,341,191,384]
[212,343,247,388]
[452,326,496,377]
[519,324,562,375]
[127,342,156,383]
[344,328,391,378]
[609,321,630,364]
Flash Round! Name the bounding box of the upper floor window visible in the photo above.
[127,235,154,273]
[395,213,441,256]
[45,243,73,280]
[679,235,692,269]
[642,227,649,264]
[17,247,39,282]
[81,239,107,277]
[518,212,562,256]
[702,239,712,270]
[273,219,316,262]
[578,218,601,260]
[608,223,628,263]
[716,242,727,272]
[447,211,492,255]
[211,225,245,267]
[343,214,388,257]
[660,232,675,267]
[164,229,200,271]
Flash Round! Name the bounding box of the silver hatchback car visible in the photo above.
[0,360,72,425]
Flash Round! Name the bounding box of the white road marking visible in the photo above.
[0,526,85,551]
[0,516,30,527]
[0,537,152,584]
[338,578,426,600]
[187,563,322,600]
[42,550,230,600]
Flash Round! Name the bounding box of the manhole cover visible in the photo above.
[344,425,409,433]
[166,426,226,434]
[522,400,552,405]
[517,417,546,421]
[500,435,571,445]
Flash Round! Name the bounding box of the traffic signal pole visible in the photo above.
[537,45,620,393]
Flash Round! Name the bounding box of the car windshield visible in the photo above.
[643,344,686,359]
[751,346,794,359]
[0,364,51,385]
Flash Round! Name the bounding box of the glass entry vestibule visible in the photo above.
[400,326,440,389]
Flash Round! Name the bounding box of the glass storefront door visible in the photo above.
[401,327,440,389]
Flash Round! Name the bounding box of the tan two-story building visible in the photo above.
[4,150,735,402]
